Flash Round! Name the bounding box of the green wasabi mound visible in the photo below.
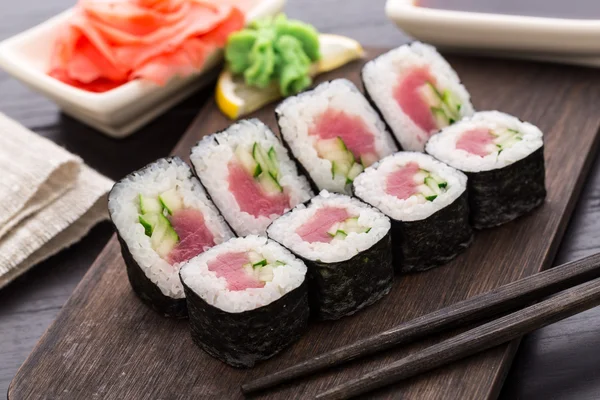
[225,14,321,96]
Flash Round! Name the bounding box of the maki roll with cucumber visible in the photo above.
[353,152,473,272]
[267,191,393,320]
[190,119,313,236]
[362,42,474,151]
[426,111,546,229]
[108,157,234,318]
[275,79,398,194]
[179,235,309,367]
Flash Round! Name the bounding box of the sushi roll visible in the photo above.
[179,235,309,368]
[275,79,398,195]
[189,119,313,236]
[426,111,546,229]
[362,42,475,152]
[353,152,473,272]
[267,190,393,320]
[108,157,234,318]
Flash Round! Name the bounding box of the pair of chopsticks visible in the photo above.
[242,252,600,399]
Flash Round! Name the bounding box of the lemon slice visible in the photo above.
[216,33,364,120]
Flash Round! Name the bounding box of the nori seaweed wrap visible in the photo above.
[267,191,394,320]
[353,152,473,272]
[426,111,546,229]
[179,235,309,367]
[108,157,234,318]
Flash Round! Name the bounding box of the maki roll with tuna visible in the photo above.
[275,79,398,194]
[353,152,472,272]
[426,111,546,229]
[179,235,309,368]
[268,191,393,320]
[362,42,474,151]
[190,119,313,236]
[108,157,234,318]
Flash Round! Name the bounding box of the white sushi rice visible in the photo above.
[275,79,398,195]
[353,152,467,222]
[179,235,307,313]
[190,119,313,236]
[425,111,544,172]
[362,42,475,152]
[108,158,234,299]
[267,190,391,263]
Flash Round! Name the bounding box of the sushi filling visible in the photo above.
[310,109,380,184]
[394,67,462,136]
[207,250,283,291]
[229,142,290,217]
[386,162,448,202]
[138,188,216,264]
[456,127,523,157]
[268,191,390,264]
[295,206,370,243]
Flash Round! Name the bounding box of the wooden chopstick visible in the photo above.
[316,275,600,399]
[242,252,600,395]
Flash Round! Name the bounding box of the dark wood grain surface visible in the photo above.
[1,1,600,399]
[6,45,600,399]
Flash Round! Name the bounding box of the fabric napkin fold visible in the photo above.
[0,113,113,289]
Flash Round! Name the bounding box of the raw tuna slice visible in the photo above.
[456,128,495,157]
[393,67,437,138]
[207,251,264,291]
[310,109,377,161]
[296,207,350,243]
[386,162,421,200]
[168,209,215,264]
[227,162,290,218]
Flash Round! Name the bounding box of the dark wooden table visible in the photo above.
[1,1,599,399]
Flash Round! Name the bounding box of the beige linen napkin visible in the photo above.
[0,114,113,289]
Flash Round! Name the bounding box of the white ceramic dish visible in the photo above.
[0,0,285,138]
[386,0,600,59]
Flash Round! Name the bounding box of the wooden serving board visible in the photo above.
[9,48,600,400]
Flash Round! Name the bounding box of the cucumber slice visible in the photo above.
[442,89,462,115]
[420,82,443,107]
[333,230,348,240]
[258,266,274,282]
[253,143,278,179]
[159,188,183,215]
[257,171,283,194]
[327,222,341,236]
[267,147,279,178]
[150,214,179,258]
[424,177,441,194]
[317,138,354,164]
[413,169,429,183]
[274,260,286,266]
[347,163,364,182]
[429,173,448,189]
[139,194,162,214]
[252,259,268,268]
[139,213,160,236]
[235,146,261,177]
[331,161,352,177]
[431,107,450,129]
[425,195,438,202]
[418,183,436,198]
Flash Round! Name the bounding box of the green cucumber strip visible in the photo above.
[347,163,364,181]
[252,259,268,268]
[420,82,442,107]
[151,214,179,258]
[426,195,438,202]
[332,160,352,177]
[413,169,429,183]
[267,147,280,178]
[235,146,261,177]
[139,194,162,214]
[253,143,278,179]
[275,260,286,266]
[257,171,283,194]
[159,188,183,215]
[442,89,461,114]
[365,227,372,233]
[139,214,160,236]
[438,182,448,189]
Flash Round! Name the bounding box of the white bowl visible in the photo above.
[386,0,600,58]
[0,0,285,138]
